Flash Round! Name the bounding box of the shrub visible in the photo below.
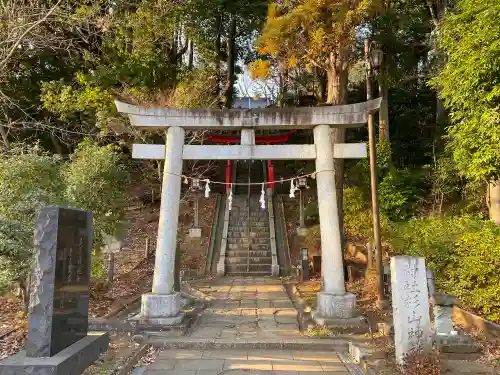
[0,141,128,301]
[0,144,64,226]
[0,145,63,295]
[64,140,128,251]
[379,169,428,221]
[447,223,500,320]
[390,215,500,320]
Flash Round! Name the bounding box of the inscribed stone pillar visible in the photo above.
[141,126,185,322]
[313,124,356,318]
[390,256,432,365]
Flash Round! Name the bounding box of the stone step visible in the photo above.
[226,238,269,245]
[229,221,268,227]
[227,232,269,239]
[227,244,270,251]
[226,271,271,277]
[228,226,269,232]
[226,250,271,258]
[226,264,272,273]
[147,337,350,351]
[226,245,270,252]
[225,256,273,265]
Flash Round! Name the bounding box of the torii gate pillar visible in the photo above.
[140,126,185,324]
[314,125,356,318]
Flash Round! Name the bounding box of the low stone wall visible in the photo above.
[453,307,500,339]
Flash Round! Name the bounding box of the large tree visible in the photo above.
[258,0,379,237]
[431,0,500,224]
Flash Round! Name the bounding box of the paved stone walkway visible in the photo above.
[137,277,355,375]
[188,277,302,341]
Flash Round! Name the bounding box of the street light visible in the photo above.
[297,176,308,236]
[371,48,384,73]
[365,38,388,310]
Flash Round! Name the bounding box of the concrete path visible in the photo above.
[137,277,356,375]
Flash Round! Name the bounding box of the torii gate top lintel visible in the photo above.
[115,98,382,130]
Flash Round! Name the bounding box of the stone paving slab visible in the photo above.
[142,349,351,375]
[142,278,353,375]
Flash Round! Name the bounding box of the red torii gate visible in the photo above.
[207,130,297,190]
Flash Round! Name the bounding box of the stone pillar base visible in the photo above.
[139,292,183,324]
[317,292,357,318]
[217,261,225,276]
[189,228,202,238]
[271,264,280,277]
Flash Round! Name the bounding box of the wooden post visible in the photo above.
[144,237,150,259]
[367,243,373,269]
[347,265,354,283]
[107,252,115,282]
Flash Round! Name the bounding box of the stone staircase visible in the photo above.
[225,196,272,276]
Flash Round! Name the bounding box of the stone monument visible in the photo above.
[390,256,432,365]
[0,206,109,375]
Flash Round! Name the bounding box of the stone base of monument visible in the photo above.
[311,292,369,333]
[130,292,186,325]
[316,292,357,317]
[435,335,482,360]
[0,332,109,375]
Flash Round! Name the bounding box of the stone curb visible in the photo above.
[347,342,381,375]
[147,338,350,351]
[115,344,151,375]
[454,307,500,338]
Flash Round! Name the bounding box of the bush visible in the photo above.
[0,144,64,225]
[64,140,128,251]
[379,169,428,221]
[0,141,128,298]
[390,215,500,320]
[0,145,64,293]
[447,223,500,320]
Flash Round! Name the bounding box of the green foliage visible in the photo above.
[0,141,128,291]
[379,169,428,221]
[447,224,500,320]
[390,216,500,320]
[0,144,64,225]
[64,140,128,250]
[0,220,33,293]
[343,187,373,241]
[169,68,219,108]
[431,0,500,181]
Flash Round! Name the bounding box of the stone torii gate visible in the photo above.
[115,98,382,324]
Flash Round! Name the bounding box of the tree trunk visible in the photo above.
[223,16,237,109]
[378,79,390,143]
[488,180,500,225]
[50,133,63,155]
[0,125,9,148]
[317,68,328,103]
[326,51,349,248]
[188,40,194,70]
[19,276,30,313]
[214,14,222,103]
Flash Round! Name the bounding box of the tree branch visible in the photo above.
[0,0,63,70]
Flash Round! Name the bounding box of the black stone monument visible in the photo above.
[0,206,109,375]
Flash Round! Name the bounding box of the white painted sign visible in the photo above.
[390,256,431,364]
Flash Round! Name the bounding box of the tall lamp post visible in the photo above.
[297,176,308,237]
[364,38,388,309]
[189,178,203,238]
